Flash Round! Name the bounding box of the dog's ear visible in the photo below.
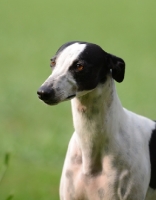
[106,53,125,83]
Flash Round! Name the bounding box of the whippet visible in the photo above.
[37,41,156,200]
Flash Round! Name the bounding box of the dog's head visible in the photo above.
[37,41,125,105]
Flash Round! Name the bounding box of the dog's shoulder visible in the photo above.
[123,109,156,190]
[123,108,155,134]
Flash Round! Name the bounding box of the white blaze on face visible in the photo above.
[41,43,87,101]
[52,43,87,77]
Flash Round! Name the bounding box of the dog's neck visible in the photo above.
[71,77,125,175]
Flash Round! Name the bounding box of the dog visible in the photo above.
[37,41,156,200]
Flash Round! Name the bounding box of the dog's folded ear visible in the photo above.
[106,53,125,83]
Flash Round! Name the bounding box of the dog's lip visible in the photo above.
[66,94,76,100]
[38,98,59,105]
[43,100,58,105]
[38,94,76,106]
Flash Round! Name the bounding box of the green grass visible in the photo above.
[0,0,156,199]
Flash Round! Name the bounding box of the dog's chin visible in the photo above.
[42,100,59,106]
[66,94,76,100]
[41,94,76,106]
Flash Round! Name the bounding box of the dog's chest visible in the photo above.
[60,152,144,200]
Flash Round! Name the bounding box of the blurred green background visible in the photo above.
[0,0,156,199]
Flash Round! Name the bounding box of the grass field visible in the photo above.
[0,1,156,199]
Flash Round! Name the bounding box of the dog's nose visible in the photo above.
[37,87,52,101]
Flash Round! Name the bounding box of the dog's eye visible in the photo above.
[76,64,84,72]
[50,60,56,68]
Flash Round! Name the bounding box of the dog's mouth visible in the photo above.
[44,101,58,105]
[39,94,76,106]
[66,94,76,100]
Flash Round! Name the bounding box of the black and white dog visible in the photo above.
[37,41,156,200]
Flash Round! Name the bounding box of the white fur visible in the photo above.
[41,43,87,101]
[59,77,156,200]
[52,43,86,77]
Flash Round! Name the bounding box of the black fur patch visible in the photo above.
[149,122,156,189]
[69,43,109,91]
[55,41,125,91]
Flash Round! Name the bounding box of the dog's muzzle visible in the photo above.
[37,86,76,105]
